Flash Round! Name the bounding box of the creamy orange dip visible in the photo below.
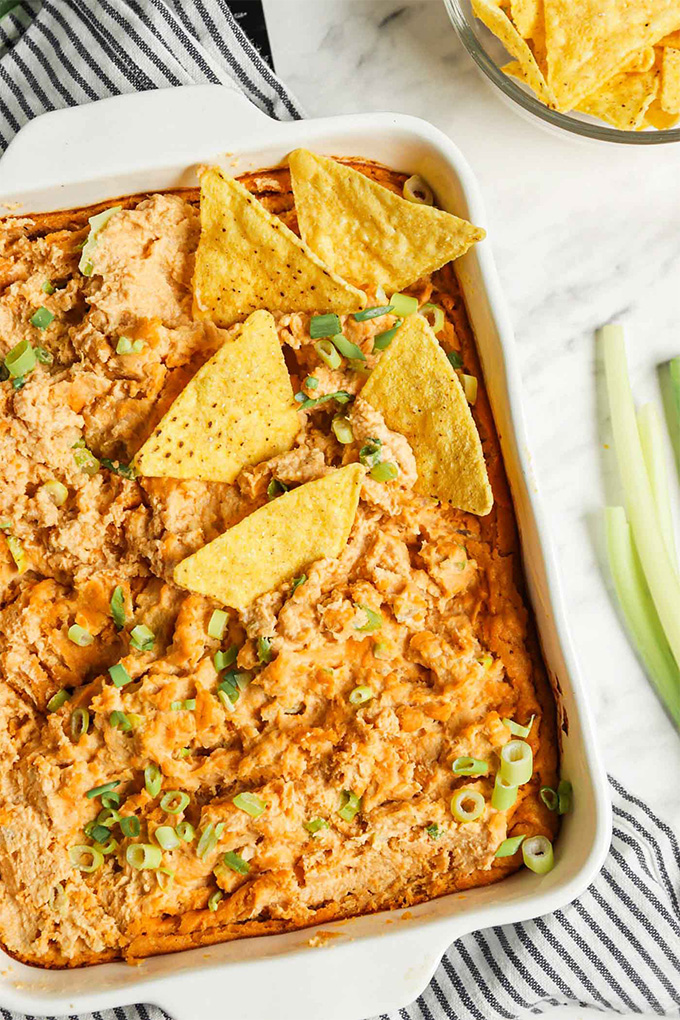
[0,163,558,967]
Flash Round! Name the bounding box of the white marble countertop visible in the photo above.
[264,0,679,1013]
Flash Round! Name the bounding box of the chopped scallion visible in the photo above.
[354,604,382,632]
[353,305,394,322]
[30,306,54,330]
[403,175,434,205]
[68,623,93,647]
[126,843,162,870]
[110,585,126,629]
[557,779,573,815]
[499,740,533,786]
[130,623,155,651]
[305,375,319,390]
[232,791,266,818]
[502,716,535,739]
[214,646,238,671]
[41,480,68,506]
[337,789,361,822]
[119,815,140,838]
[495,834,526,858]
[101,790,121,809]
[175,820,195,842]
[452,756,488,777]
[426,823,442,840]
[389,292,418,317]
[291,574,306,592]
[96,807,121,827]
[46,689,70,712]
[4,338,36,378]
[73,443,100,475]
[314,338,342,370]
[295,390,353,411]
[86,780,120,800]
[369,461,398,483]
[463,374,478,405]
[109,710,132,732]
[207,609,228,640]
[170,699,196,711]
[90,823,111,844]
[208,889,223,911]
[223,850,250,874]
[491,773,518,811]
[79,206,121,276]
[450,788,485,823]
[197,822,224,859]
[420,303,445,333]
[69,845,103,873]
[34,345,52,364]
[160,790,190,815]
[540,787,559,812]
[331,414,354,444]
[144,763,162,799]
[310,313,341,339]
[257,635,273,664]
[348,685,373,705]
[42,280,55,295]
[522,835,554,874]
[447,350,463,369]
[373,320,402,351]
[304,817,329,836]
[100,458,138,479]
[70,707,90,741]
[155,825,179,850]
[330,333,365,362]
[108,663,132,688]
[359,437,382,469]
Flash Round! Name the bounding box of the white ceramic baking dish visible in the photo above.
[0,84,610,1020]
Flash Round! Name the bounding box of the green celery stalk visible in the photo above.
[602,325,680,673]
[637,402,677,568]
[605,507,680,727]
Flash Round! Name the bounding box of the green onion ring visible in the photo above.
[314,338,342,370]
[522,835,555,874]
[208,889,223,911]
[402,175,434,205]
[232,791,266,818]
[389,292,418,317]
[207,609,228,640]
[310,313,341,339]
[353,304,394,322]
[46,688,70,713]
[557,779,573,815]
[154,825,180,850]
[69,845,103,873]
[495,834,526,858]
[304,817,329,835]
[337,789,361,822]
[540,786,559,812]
[175,820,195,843]
[369,461,398,483]
[491,773,518,811]
[420,303,445,333]
[144,763,162,799]
[450,788,485,823]
[160,790,190,815]
[125,843,162,870]
[120,815,140,838]
[348,685,373,705]
[223,850,250,874]
[502,715,535,739]
[452,756,488,777]
[499,740,533,786]
[69,707,90,742]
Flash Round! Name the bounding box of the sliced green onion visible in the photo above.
[30,306,54,330]
[130,624,154,651]
[499,740,533,786]
[217,687,237,712]
[452,756,488,777]
[41,480,68,506]
[73,444,100,475]
[353,304,394,322]
[502,715,535,739]
[109,710,132,732]
[337,789,361,822]
[330,333,365,362]
[101,790,121,809]
[90,823,111,844]
[4,338,36,378]
[310,313,341,339]
[86,780,120,800]
[126,842,162,870]
[144,763,162,799]
[95,835,118,855]
[297,389,353,411]
[79,205,121,276]
[171,698,196,711]
[197,822,224,859]
[389,293,418,317]
[373,640,391,659]
[257,635,273,663]
[348,685,373,705]
[69,845,103,873]
[420,303,445,333]
[223,850,250,874]
[175,821,195,843]
[540,787,559,812]
[602,325,680,676]
[110,585,126,629]
[426,823,442,839]
[155,825,179,850]
[522,835,554,874]
[267,477,288,499]
[403,175,434,205]
[120,815,140,838]
[213,645,238,671]
[6,534,26,572]
[495,834,526,858]
[491,773,518,811]
[97,807,121,827]
[359,438,382,468]
[447,350,463,369]
[208,609,228,640]
[160,790,190,815]
[34,345,52,364]
[605,506,680,727]
[116,336,132,354]
[232,791,266,818]
[11,376,25,390]
[354,604,382,633]
[156,867,174,890]
[369,461,398,483]
[463,374,478,405]
[46,688,70,712]
[109,663,132,688]
[331,414,354,444]
[314,338,342,370]
[68,623,93,647]
[291,574,306,592]
[177,747,191,758]
[557,779,573,815]
[208,889,223,911]
[42,280,55,295]
[100,457,138,479]
[450,788,485,823]
[638,402,677,564]
[70,707,90,741]
[305,376,319,390]
[304,817,329,836]
[373,320,402,351]
[131,339,145,354]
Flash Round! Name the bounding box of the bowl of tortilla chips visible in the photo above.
[445,0,680,141]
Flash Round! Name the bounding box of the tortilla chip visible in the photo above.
[620,46,656,72]
[577,66,660,129]
[659,31,680,46]
[644,94,680,127]
[287,149,485,293]
[135,310,298,483]
[510,0,541,39]
[660,46,680,112]
[193,167,366,328]
[544,0,680,111]
[360,316,492,515]
[472,0,556,106]
[173,464,364,609]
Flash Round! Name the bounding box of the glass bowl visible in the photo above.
[443,0,680,144]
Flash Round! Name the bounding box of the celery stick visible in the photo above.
[638,402,677,567]
[605,507,680,727]
[601,325,680,672]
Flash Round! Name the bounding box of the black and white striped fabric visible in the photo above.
[0,5,679,1020]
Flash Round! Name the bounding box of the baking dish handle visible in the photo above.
[0,84,273,198]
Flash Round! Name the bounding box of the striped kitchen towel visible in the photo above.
[0,4,679,1020]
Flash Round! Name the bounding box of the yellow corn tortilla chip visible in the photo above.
[659,31,680,46]
[193,167,366,328]
[510,0,541,39]
[577,66,660,129]
[287,149,485,293]
[544,0,680,111]
[360,316,492,515]
[620,46,656,72]
[472,0,556,106]
[644,94,680,127]
[173,464,364,609]
[660,46,680,112]
[135,310,298,483]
